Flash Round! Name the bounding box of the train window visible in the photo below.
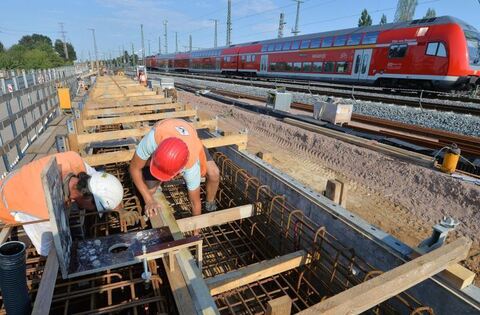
[347,34,362,46]
[261,45,268,52]
[267,44,275,52]
[334,35,347,47]
[336,62,349,73]
[252,55,256,62]
[437,43,447,57]
[286,63,293,71]
[301,40,311,49]
[277,62,287,71]
[291,41,301,50]
[388,44,408,58]
[293,62,302,71]
[310,38,321,48]
[275,43,283,51]
[282,42,291,50]
[322,37,333,47]
[303,62,313,72]
[246,55,252,62]
[362,32,379,44]
[354,55,361,74]
[313,62,323,72]
[426,42,438,56]
[324,62,335,72]
[270,63,276,71]
[241,55,246,61]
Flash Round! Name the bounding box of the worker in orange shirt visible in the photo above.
[0,151,138,256]
[129,119,220,218]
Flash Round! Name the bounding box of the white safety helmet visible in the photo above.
[88,172,124,212]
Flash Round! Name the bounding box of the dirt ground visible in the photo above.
[179,91,480,284]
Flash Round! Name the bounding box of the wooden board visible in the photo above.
[85,97,172,110]
[177,205,253,232]
[76,119,218,145]
[152,190,219,315]
[298,237,471,315]
[266,296,292,315]
[31,247,59,315]
[83,134,248,166]
[205,250,308,295]
[84,103,183,117]
[82,109,197,127]
[41,157,72,279]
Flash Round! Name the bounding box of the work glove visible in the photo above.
[117,209,141,226]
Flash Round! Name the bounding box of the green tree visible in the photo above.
[0,42,4,53]
[380,14,387,25]
[18,34,52,50]
[358,9,372,27]
[424,8,436,18]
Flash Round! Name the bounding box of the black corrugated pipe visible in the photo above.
[0,241,31,315]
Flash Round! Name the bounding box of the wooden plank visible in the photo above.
[438,263,475,290]
[298,237,471,315]
[206,250,308,295]
[76,119,218,145]
[82,109,197,127]
[83,134,248,166]
[177,205,253,232]
[266,296,292,315]
[202,134,248,150]
[151,190,219,315]
[0,226,13,244]
[31,247,59,315]
[84,103,182,117]
[85,97,172,110]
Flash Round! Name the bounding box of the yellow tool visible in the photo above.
[440,144,461,174]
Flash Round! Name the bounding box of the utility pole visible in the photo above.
[122,44,125,64]
[189,35,192,52]
[59,22,69,60]
[140,24,145,65]
[158,36,161,54]
[88,28,98,70]
[278,13,286,38]
[175,32,178,53]
[226,0,232,46]
[291,0,303,36]
[210,19,218,48]
[131,43,135,66]
[148,39,151,56]
[163,20,168,54]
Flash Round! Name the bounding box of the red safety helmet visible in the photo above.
[150,137,189,181]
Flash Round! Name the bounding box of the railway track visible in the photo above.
[174,80,480,165]
[149,70,480,116]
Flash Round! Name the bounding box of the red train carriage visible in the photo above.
[145,16,480,91]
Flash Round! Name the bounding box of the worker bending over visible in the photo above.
[130,118,220,217]
[0,151,132,256]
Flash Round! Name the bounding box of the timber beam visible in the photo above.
[76,119,218,145]
[298,237,471,315]
[205,250,309,296]
[84,97,173,110]
[84,103,183,117]
[83,133,248,166]
[176,204,254,232]
[82,109,197,127]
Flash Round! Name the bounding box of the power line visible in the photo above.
[58,22,69,60]
[278,13,286,38]
[226,0,232,46]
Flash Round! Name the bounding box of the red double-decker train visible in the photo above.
[145,16,480,91]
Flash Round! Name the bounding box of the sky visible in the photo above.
[1,0,480,61]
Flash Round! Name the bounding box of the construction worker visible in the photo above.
[0,151,138,256]
[139,71,147,86]
[130,118,220,218]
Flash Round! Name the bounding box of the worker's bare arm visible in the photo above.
[129,153,161,217]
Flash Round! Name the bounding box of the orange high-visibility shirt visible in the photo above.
[0,151,87,224]
[153,119,207,176]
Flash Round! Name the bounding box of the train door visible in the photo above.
[352,49,372,80]
[260,55,268,73]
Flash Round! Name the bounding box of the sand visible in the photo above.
[180,91,480,283]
